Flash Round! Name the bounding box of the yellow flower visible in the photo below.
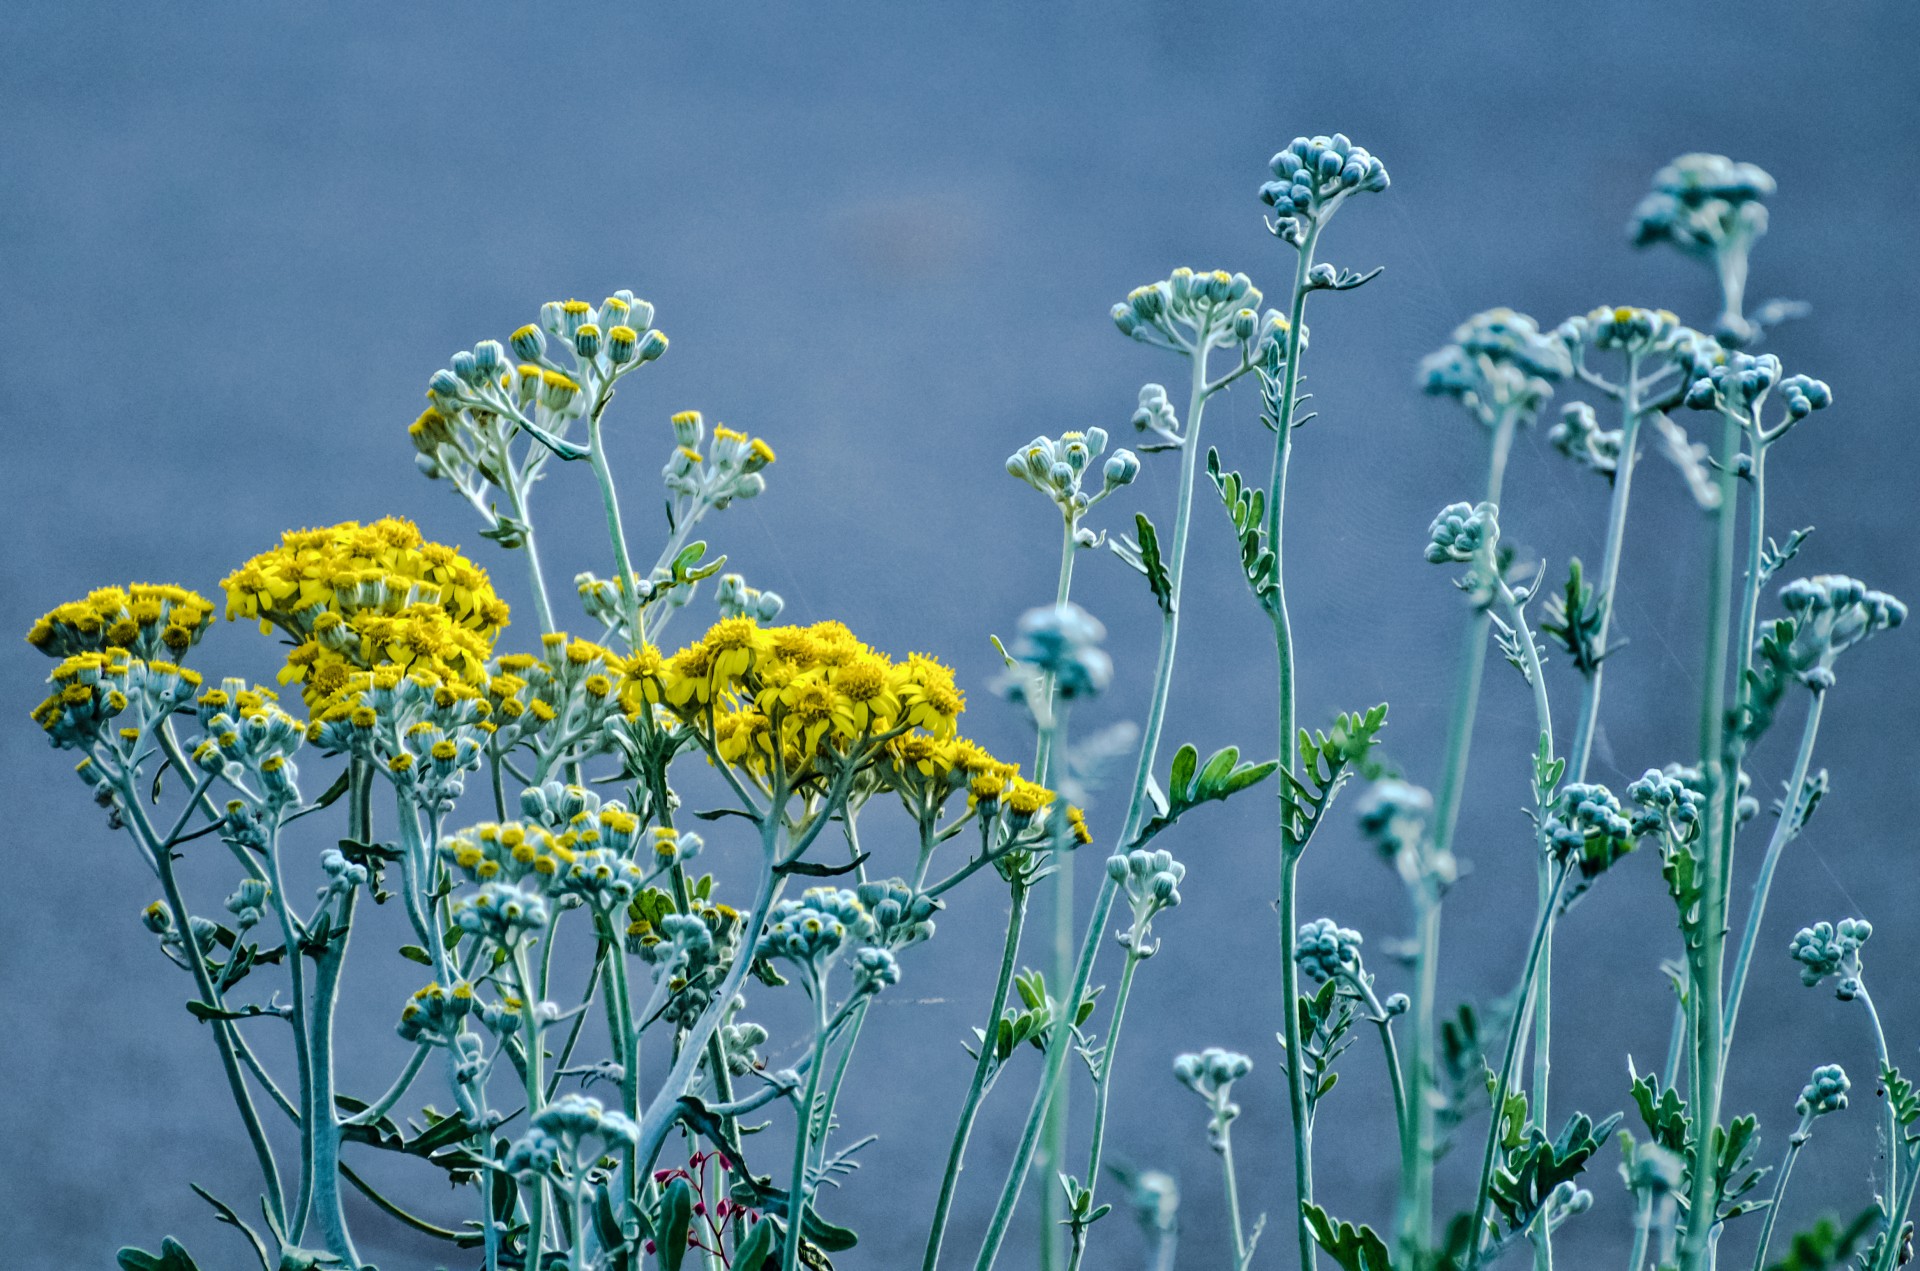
[829,652,899,741]
[894,653,965,738]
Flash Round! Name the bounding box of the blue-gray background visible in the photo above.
[4,3,1917,1268]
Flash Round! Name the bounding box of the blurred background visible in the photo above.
[4,2,1918,1267]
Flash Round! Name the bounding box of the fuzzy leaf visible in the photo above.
[658,1176,695,1271]
[1302,1203,1396,1271]
[1764,1207,1879,1271]
[1282,703,1389,855]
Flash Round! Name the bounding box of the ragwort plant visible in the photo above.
[24,139,1911,1271]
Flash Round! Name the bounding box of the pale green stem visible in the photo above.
[1468,867,1570,1269]
[979,325,1212,1271]
[1400,405,1520,1258]
[1679,409,1744,1271]
[586,405,644,648]
[1872,1135,1920,1271]
[811,997,872,1179]
[502,464,557,635]
[781,990,833,1271]
[1222,1121,1251,1271]
[1568,359,1644,782]
[514,943,547,1268]
[1065,946,1145,1271]
[1038,514,1081,1271]
[1861,986,1900,1217]
[124,773,289,1233]
[921,883,1031,1271]
[1749,1116,1815,1271]
[1722,691,1825,1069]
[1269,222,1318,1271]
[1627,1187,1655,1271]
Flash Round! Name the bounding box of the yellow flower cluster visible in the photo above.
[442,804,643,895]
[30,649,203,749]
[625,617,1048,812]
[488,633,625,747]
[26,584,215,662]
[220,518,509,707]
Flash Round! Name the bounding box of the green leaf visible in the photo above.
[1488,1111,1622,1237]
[801,1207,859,1251]
[1302,1202,1396,1271]
[1765,1207,1879,1271]
[189,1184,272,1271]
[1206,447,1282,613]
[1109,513,1175,614]
[1135,742,1280,843]
[1539,557,1611,677]
[1282,704,1389,855]
[658,1176,695,1271]
[1278,980,1357,1121]
[398,944,435,966]
[1630,1068,1690,1156]
[1168,744,1198,805]
[117,1241,202,1271]
[734,1217,778,1271]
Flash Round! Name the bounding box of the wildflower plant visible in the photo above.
[24,135,1913,1271]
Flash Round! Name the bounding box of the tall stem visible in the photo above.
[1680,409,1744,1271]
[125,779,288,1233]
[1748,1120,1813,1271]
[1567,367,1644,781]
[781,994,833,1271]
[1037,516,1081,1271]
[1065,947,1144,1271]
[586,407,644,648]
[921,884,1030,1271]
[1468,868,1569,1268]
[1269,222,1319,1271]
[977,337,1212,1270]
[502,469,558,635]
[1400,405,1521,1256]
[1222,1121,1251,1271]
[1721,692,1824,1068]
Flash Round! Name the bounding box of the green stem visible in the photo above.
[782,994,833,1271]
[1721,691,1824,1069]
[1222,1121,1251,1271]
[980,312,1212,1271]
[128,779,289,1233]
[1871,1137,1920,1271]
[1861,986,1899,1217]
[1679,409,1744,1271]
[921,883,1030,1271]
[1269,223,1318,1271]
[1400,407,1520,1258]
[1749,1118,1813,1271]
[586,406,644,648]
[1627,1185,1655,1271]
[811,997,872,1179]
[1037,515,1079,1271]
[1064,947,1144,1271]
[1567,367,1644,782]
[1468,867,1570,1269]
[514,943,547,1269]
[502,466,558,635]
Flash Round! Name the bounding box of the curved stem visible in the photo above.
[586,406,644,648]
[1269,223,1319,1271]
[125,779,289,1233]
[1468,867,1569,1268]
[1721,692,1825,1070]
[1064,947,1144,1271]
[921,885,1030,1271]
[502,466,557,635]
[1679,409,1744,1271]
[1567,369,1645,782]
[1749,1120,1813,1271]
[1221,1121,1251,1271]
[781,993,833,1271]
[1401,406,1521,1258]
[1038,515,1081,1271]
[1860,985,1899,1214]
[992,336,1211,1271]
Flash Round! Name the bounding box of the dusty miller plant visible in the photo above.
[25,137,1908,1271]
